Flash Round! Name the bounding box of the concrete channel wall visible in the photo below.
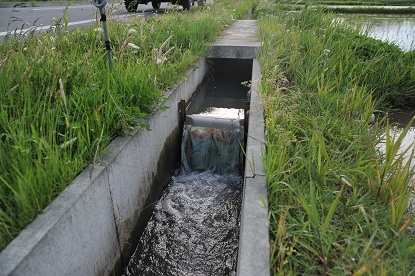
[0,59,208,276]
[237,58,269,276]
[0,20,270,276]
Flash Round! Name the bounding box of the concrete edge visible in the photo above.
[237,58,270,276]
[206,20,261,59]
[0,58,208,275]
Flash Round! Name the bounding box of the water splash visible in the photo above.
[123,172,242,276]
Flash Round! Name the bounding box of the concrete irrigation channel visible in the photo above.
[0,20,269,276]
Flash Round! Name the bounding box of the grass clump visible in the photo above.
[0,0,256,251]
[256,3,415,274]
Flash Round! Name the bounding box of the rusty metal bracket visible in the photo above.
[178,100,186,133]
[244,101,250,150]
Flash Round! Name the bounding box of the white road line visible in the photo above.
[30,6,91,11]
[0,14,140,37]
[0,19,93,37]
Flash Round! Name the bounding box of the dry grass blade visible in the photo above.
[118,34,135,61]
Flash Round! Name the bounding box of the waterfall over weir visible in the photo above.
[181,115,244,174]
[123,116,245,276]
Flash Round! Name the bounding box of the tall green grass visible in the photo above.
[256,4,415,274]
[0,0,256,251]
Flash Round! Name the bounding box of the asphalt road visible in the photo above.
[0,1,179,38]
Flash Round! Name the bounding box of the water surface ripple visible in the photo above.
[124,172,243,276]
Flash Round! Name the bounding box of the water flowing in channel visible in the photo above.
[123,121,244,276]
[181,117,244,174]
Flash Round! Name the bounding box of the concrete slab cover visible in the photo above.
[207,20,260,59]
[212,20,260,48]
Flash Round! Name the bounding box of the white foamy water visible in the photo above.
[123,172,243,276]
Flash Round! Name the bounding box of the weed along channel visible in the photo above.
[0,19,269,275]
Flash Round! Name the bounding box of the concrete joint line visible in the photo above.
[104,168,125,267]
